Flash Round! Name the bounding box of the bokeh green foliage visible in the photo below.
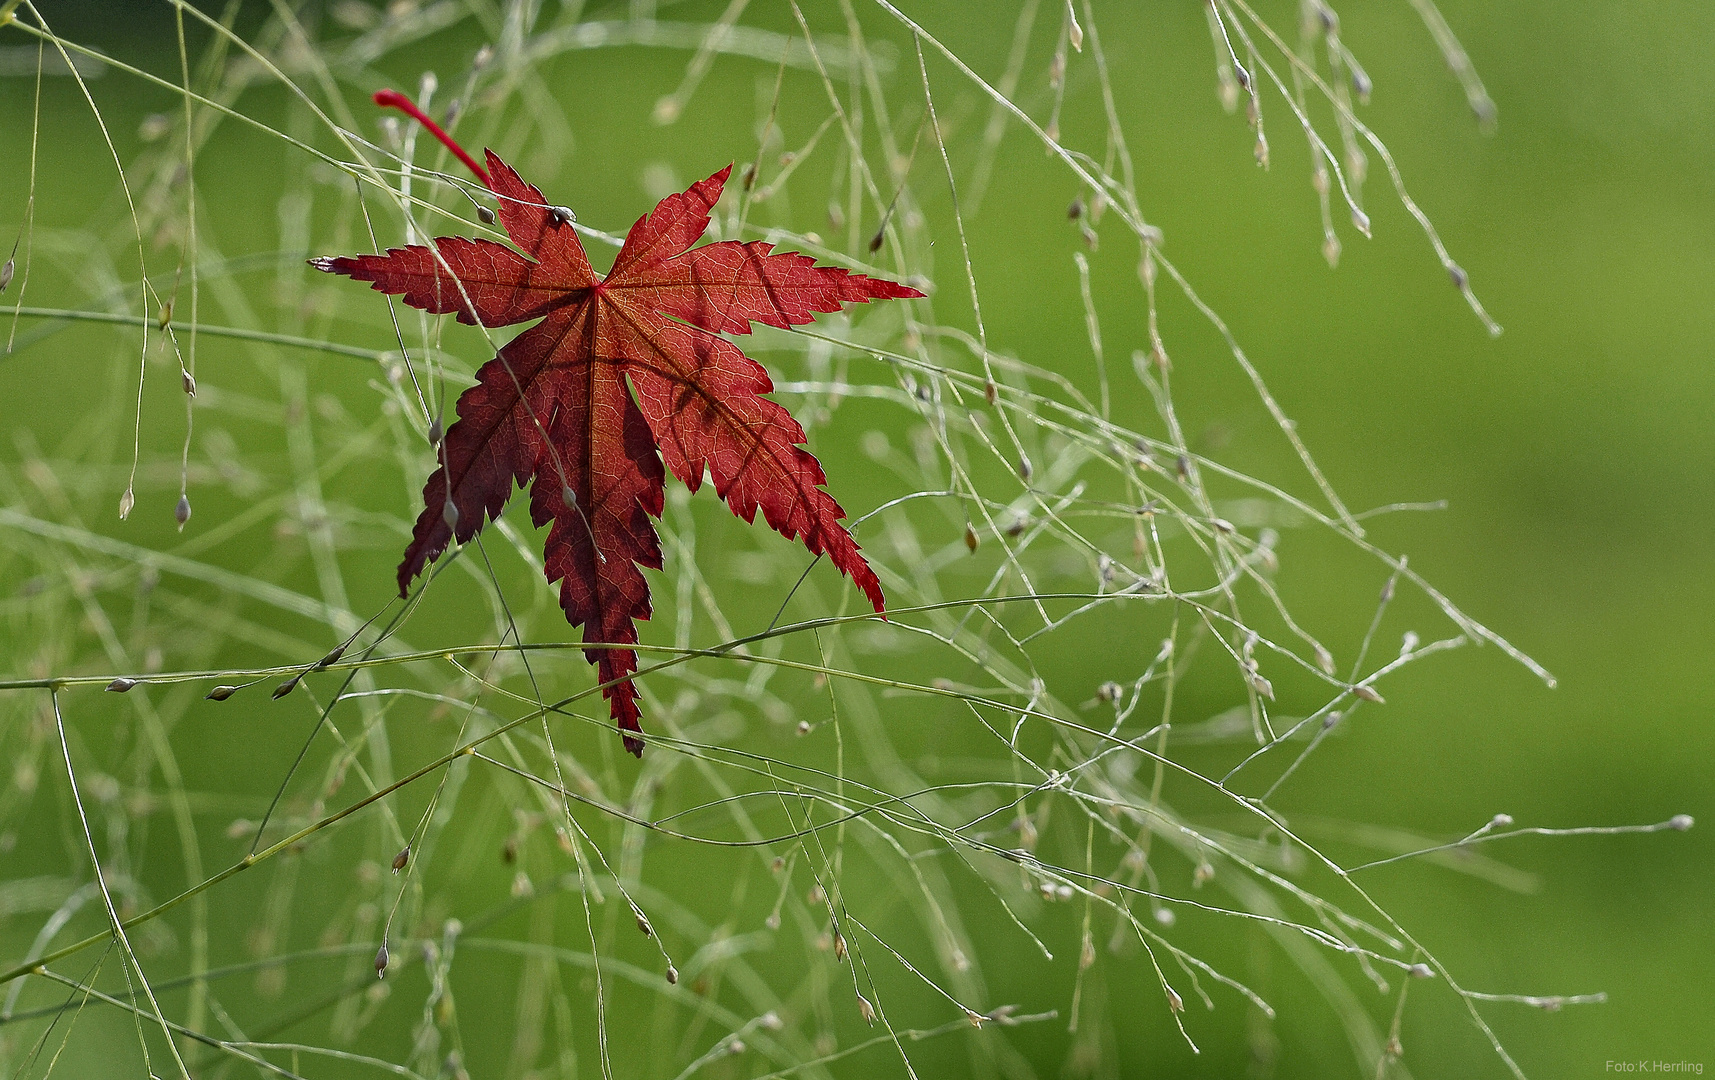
[0,2,1709,1078]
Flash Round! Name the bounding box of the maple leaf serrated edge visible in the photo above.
[311,99,921,756]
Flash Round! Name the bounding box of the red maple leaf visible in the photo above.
[312,91,918,756]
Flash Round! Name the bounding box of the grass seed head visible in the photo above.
[1352,67,1373,104]
[1315,644,1336,675]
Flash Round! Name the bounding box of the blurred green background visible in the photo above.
[0,1,1709,1077]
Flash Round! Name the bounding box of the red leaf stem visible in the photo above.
[373,88,491,188]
